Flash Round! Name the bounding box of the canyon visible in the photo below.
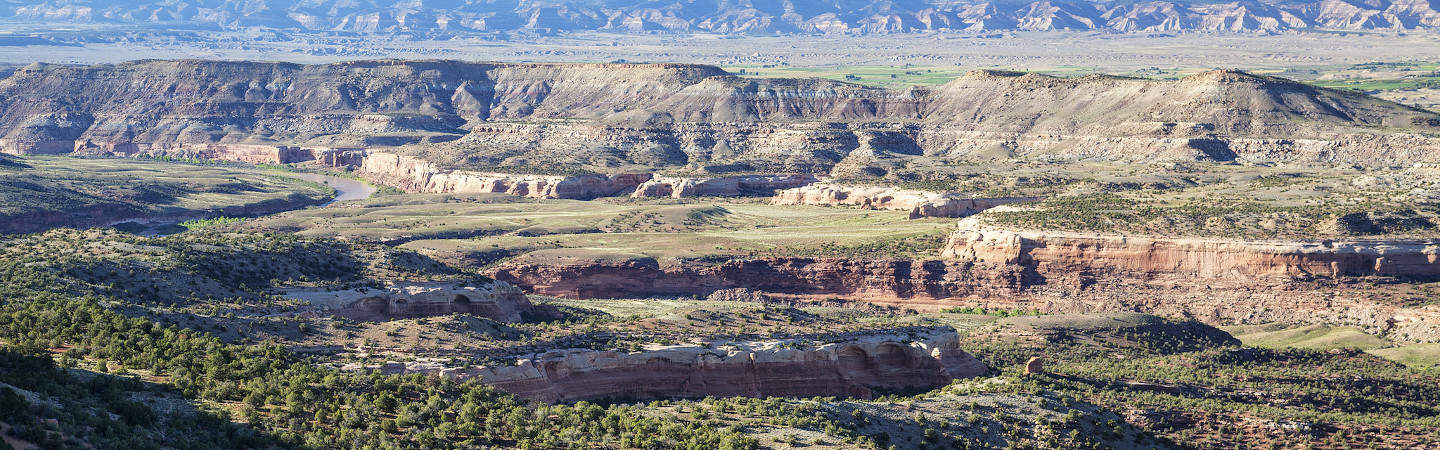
[364,329,988,402]
[7,59,1439,351]
[17,133,1436,345]
[486,214,1440,343]
[4,7,1440,446]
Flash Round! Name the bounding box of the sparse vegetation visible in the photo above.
[0,156,333,235]
[179,216,248,230]
[239,195,956,264]
[980,168,1440,239]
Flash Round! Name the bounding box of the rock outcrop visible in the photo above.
[356,151,651,199]
[941,224,1440,280]
[631,174,817,198]
[936,218,1440,342]
[488,251,1020,302]
[369,329,987,402]
[1023,357,1044,376]
[487,229,1440,342]
[284,281,535,322]
[3,61,1438,172]
[771,183,1037,218]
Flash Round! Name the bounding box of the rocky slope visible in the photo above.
[9,0,1440,34]
[487,251,1020,302]
[284,281,538,323]
[2,60,1437,173]
[366,329,988,402]
[772,183,1037,218]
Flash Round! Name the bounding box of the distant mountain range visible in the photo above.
[7,0,1440,34]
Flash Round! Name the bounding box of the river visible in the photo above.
[282,172,379,206]
[121,172,378,236]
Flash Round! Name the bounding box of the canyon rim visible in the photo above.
[2,3,1440,449]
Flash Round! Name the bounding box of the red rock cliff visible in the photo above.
[488,251,1023,301]
[941,224,1440,279]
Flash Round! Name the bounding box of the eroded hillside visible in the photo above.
[2,60,1438,174]
[4,58,1440,449]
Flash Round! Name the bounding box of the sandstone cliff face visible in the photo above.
[284,281,534,322]
[355,151,652,199]
[3,60,1437,171]
[771,183,1037,219]
[485,221,1440,343]
[941,223,1440,279]
[936,219,1440,342]
[371,329,987,402]
[631,174,816,198]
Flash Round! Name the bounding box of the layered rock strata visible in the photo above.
[355,151,652,199]
[771,183,1037,218]
[631,174,817,198]
[3,61,1438,170]
[941,224,1440,280]
[936,219,1440,342]
[284,281,534,322]
[368,329,987,402]
[488,252,1022,301]
[487,224,1440,341]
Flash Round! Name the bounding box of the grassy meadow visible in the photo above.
[240,194,956,264]
[1226,323,1440,371]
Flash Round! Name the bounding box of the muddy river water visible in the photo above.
[282,172,378,206]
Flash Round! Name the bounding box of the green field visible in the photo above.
[1311,76,1440,92]
[1306,61,1440,92]
[1223,324,1390,350]
[726,65,969,88]
[725,64,1110,88]
[241,194,955,265]
[1369,343,1440,371]
[1225,323,1440,370]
